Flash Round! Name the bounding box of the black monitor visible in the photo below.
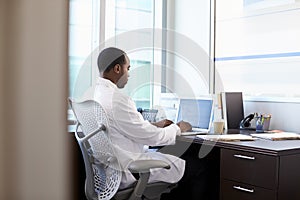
[221,92,244,129]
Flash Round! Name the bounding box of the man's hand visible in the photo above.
[152,119,174,128]
[177,121,192,132]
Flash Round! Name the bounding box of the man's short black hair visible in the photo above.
[97,47,126,73]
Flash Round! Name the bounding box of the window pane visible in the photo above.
[69,0,100,98]
[165,0,212,98]
[105,0,158,108]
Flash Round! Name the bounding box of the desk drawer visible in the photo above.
[221,149,278,189]
[221,179,276,200]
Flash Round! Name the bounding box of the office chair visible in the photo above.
[68,99,177,200]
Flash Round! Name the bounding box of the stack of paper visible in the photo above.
[197,134,255,142]
[251,132,300,141]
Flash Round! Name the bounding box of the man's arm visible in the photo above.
[152,119,192,133]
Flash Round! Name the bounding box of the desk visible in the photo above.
[177,130,300,200]
[69,125,300,200]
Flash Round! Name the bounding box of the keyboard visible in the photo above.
[181,128,209,136]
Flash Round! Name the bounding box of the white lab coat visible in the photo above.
[93,77,185,189]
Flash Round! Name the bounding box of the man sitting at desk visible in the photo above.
[94,47,208,199]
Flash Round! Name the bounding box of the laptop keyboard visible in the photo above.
[181,131,208,136]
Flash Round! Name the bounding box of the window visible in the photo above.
[69,0,162,108]
[215,0,300,102]
[68,0,213,109]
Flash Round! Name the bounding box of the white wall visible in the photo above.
[215,1,300,97]
[244,101,300,133]
[214,0,300,133]
[0,0,71,199]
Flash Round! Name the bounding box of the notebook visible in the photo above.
[251,132,300,141]
[176,97,214,135]
[197,134,255,142]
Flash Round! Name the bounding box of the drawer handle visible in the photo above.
[233,185,254,193]
[233,154,255,160]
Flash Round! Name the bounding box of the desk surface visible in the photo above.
[178,129,300,156]
[69,124,300,156]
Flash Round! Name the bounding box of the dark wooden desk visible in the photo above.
[177,131,300,200]
[69,125,300,200]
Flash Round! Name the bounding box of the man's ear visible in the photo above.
[113,64,121,74]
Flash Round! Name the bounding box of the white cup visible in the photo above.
[213,121,224,134]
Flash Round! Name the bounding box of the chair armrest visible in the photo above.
[128,160,170,173]
[75,123,106,142]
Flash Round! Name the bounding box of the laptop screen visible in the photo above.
[176,98,213,129]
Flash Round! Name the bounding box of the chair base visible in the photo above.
[113,182,177,200]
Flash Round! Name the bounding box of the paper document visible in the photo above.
[196,134,255,142]
[251,132,300,141]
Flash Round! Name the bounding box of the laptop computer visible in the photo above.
[176,97,214,135]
